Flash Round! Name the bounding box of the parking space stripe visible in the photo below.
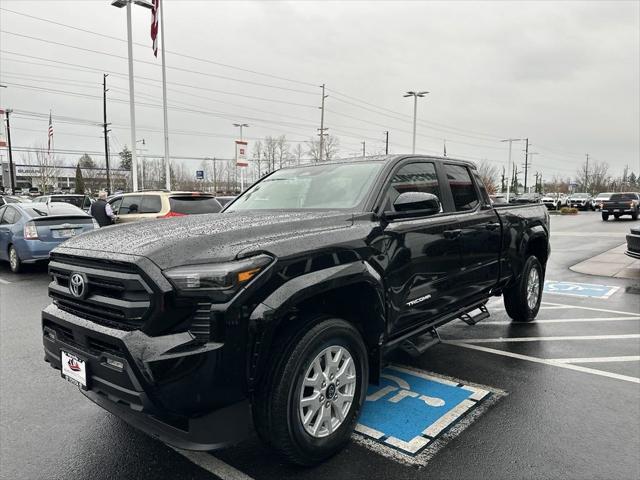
[450,334,640,343]
[171,448,254,480]
[479,316,640,325]
[541,302,639,317]
[548,356,640,364]
[444,341,640,384]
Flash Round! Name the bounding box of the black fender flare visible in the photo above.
[246,260,385,390]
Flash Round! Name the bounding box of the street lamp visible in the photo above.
[111,0,152,192]
[403,90,428,154]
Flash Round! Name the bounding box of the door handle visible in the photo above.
[485,222,501,231]
[443,229,462,239]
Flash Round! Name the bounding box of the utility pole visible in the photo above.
[501,138,524,201]
[361,141,366,158]
[318,84,328,162]
[4,109,15,193]
[523,138,529,190]
[404,90,429,154]
[523,150,538,192]
[585,153,590,192]
[212,157,216,193]
[103,74,111,193]
[384,131,389,155]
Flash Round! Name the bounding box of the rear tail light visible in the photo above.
[159,211,186,218]
[24,221,39,240]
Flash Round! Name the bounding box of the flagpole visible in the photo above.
[159,0,171,190]
[126,0,139,192]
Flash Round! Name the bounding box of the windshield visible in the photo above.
[610,193,638,201]
[595,193,611,199]
[571,193,588,198]
[50,196,85,208]
[226,162,384,211]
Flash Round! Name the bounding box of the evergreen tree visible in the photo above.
[78,153,95,169]
[75,164,85,194]
[119,146,132,170]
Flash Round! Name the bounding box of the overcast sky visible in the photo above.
[1,0,639,180]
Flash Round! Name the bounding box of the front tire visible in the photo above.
[503,256,543,322]
[602,213,609,221]
[8,245,21,273]
[632,211,638,221]
[253,317,368,466]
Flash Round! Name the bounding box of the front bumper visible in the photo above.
[42,304,252,450]
[602,208,635,214]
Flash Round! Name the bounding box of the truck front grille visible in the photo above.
[48,253,154,330]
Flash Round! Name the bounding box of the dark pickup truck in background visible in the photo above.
[41,155,550,465]
[601,192,639,221]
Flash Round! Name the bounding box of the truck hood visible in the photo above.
[56,210,354,269]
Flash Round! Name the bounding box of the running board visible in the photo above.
[400,329,441,357]
[459,304,490,325]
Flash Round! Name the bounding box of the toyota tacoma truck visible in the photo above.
[42,155,550,465]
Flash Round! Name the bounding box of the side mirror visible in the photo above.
[385,192,441,220]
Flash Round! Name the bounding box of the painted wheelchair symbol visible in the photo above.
[366,372,445,408]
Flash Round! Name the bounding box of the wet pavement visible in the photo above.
[1,211,638,480]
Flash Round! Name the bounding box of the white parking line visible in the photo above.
[444,341,640,384]
[448,334,640,343]
[548,356,640,364]
[539,305,573,310]
[479,316,640,325]
[551,232,625,237]
[172,448,254,480]
[0,277,11,285]
[540,301,639,317]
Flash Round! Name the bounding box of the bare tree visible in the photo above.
[475,159,499,195]
[276,135,290,169]
[292,143,304,166]
[22,145,60,192]
[306,135,340,162]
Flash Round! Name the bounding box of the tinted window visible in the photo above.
[119,195,143,215]
[610,193,639,201]
[109,197,123,213]
[1,207,19,224]
[386,162,441,210]
[445,164,479,211]
[140,195,162,214]
[169,196,222,214]
[50,196,84,208]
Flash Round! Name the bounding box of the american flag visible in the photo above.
[47,111,54,156]
[151,0,159,57]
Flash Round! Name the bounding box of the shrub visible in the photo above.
[559,207,578,215]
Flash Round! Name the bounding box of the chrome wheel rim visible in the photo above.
[9,248,17,270]
[526,267,540,310]
[299,345,356,438]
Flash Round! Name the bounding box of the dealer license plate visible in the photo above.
[61,351,87,388]
[56,228,76,238]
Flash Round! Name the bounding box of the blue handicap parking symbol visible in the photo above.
[544,280,619,299]
[356,366,490,456]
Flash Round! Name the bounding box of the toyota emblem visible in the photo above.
[69,273,87,299]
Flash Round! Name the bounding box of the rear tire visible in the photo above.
[503,256,543,322]
[8,245,21,273]
[632,211,638,221]
[253,317,368,466]
[602,213,609,221]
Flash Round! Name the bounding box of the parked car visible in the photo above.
[216,195,237,207]
[593,192,613,210]
[107,191,223,223]
[41,155,549,465]
[626,227,640,259]
[568,192,594,210]
[601,192,640,221]
[0,203,97,273]
[0,195,29,206]
[541,193,566,210]
[513,192,543,204]
[490,194,508,205]
[32,194,93,212]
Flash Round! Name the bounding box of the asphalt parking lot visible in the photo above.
[1,211,638,480]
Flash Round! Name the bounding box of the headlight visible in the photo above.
[164,254,273,293]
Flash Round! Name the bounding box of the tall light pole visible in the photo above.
[403,90,428,154]
[233,123,249,192]
[111,0,153,192]
[501,138,524,202]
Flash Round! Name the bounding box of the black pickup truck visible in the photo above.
[42,155,550,465]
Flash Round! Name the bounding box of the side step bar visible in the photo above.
[459,304,490,325]
[401,329,440,358]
